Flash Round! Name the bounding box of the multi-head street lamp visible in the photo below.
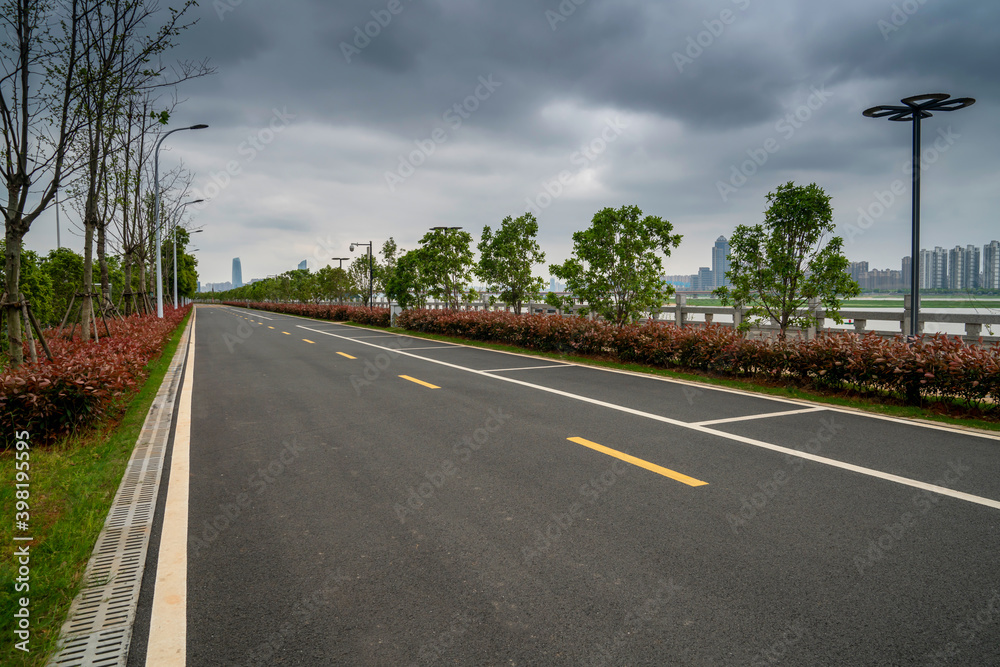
[862,93,974,339]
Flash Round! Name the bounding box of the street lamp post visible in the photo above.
[429,226,462,308]
[173,200,204,307]
[862,93,974,339]
[349,243,373,306]
[154,124,208,317]
[331,257,350,304]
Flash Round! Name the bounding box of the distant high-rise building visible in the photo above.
[196,281,201,293]
[984,240,1000,289]
[298,260,308,271]
[711,236,730,288]
[232,257,243,288]
[930,247,947,289]
[947,245,979,290]
[901,256,911,288]
[693,267,714,291]
[849,261,869,283]
[919,249,933,289]
[965,244,980,289]
[947,246,964,290]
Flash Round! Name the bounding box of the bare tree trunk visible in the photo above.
[4,226,25,364]
[98,219,109,304]
[81,216,95,341]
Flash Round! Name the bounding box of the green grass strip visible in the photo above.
[0,311,191,667]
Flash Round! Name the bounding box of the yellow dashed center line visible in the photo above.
[268,326,275,330]
[282,331,290,335]
[303,339,315,344]
[567,437,708,487]
[399,375,440,389]
[337,352,356,359]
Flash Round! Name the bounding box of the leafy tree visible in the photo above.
[477,213,545,315]
[375,237,400,296]
[385,249,430,310]
[715,181,861,340]
[161,227,199,305]
[41,247,85,327]
[549,205,682,326]
[347,255,373,305]
[316,265,352,303]
[419,227,474,308]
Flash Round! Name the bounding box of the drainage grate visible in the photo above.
[46,321,192,667]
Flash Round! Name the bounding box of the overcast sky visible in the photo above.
[25,0,1000,284]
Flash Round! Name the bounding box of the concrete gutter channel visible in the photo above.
[45,317,192,667]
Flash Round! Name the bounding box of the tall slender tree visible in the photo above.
[2,0,87,366]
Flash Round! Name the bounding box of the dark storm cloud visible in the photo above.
[33,0,991,283]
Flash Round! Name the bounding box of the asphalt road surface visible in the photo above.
[135,305,1000,666]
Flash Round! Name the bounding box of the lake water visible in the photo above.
[681,306,1000,337]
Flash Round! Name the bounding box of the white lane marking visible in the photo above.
[403,345,463,351]
[336,334,402,339]
[146,310,197,665]
[224,306,272,320]
[692,407,826,426]
[298,323,1000,511]
[482,364,572,372]
[234,308,1000,440]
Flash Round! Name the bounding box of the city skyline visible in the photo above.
[18,1,998,285]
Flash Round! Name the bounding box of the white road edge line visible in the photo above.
[692,407,826,426]
[297,323,1000,511]
[146,309,196,666]
[482,364,572,372]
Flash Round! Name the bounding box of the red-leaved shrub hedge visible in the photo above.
[229,302,390,327]
[219,303,999,409]
[1,306,190,448]
[394,309,999,408]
